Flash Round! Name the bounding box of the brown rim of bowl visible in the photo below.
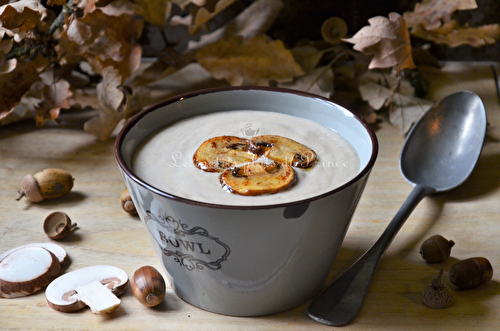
[114,86,378,210]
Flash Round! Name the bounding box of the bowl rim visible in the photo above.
[115,86,378,210]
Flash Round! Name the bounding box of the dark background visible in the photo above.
[141,0,500,61]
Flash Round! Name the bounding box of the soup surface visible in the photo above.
[132,110,360,206]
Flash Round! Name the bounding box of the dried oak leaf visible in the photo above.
[46,0,67,6]
[359,70,433,133]
[0,53,16,74]
[189,0,236,34]
[129,50,194,86]
[0,54,48,121]
[185,0,283,52]
[343,12,415,74]
[289,44,324,73]
[84,66,152,141]
[133,0,172,26]
[278,66,333,98]
[0,0,47,31]
[34,78,73,126]
[403,0,477,30]
[172,0,206,9]
[57,6,143,80]
[411,21,500,47]
[195,34,304,86]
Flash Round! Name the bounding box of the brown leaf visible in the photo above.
[133,0,172,26]
[57,7,143,80]
[185,0,283,52]
[359,70,433,133]
[98,0,143,17]
[389,93,433,134]
[410,21,500,47]
[0,54,48,120]
[84,66,153,140]
[0,52,16,74]
[0,0,47,31]
[46,0,66,5]
[129,51,194,86]
[289,45,324,73]
[35,78,73,126]
[195,34,304,86]
[279,66,333,98]
[172,0,206,9]
[190,0,236,34]
[403,0,477,30]
[343,12,415,73]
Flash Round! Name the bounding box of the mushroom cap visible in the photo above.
[0,246,62,298]
[45,265,129,313]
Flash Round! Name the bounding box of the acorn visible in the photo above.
[422,268,454,309]
[131,266,166,307]
[419,235,455,263]
[43,211,77,240]
[120,188,137,215]
[16,168,74,202]
[449,257,493,289]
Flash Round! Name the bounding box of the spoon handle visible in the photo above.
[307,184,435,326]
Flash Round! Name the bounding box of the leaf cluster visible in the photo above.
[0,0,497,137]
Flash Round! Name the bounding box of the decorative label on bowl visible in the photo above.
[145,210,230,271]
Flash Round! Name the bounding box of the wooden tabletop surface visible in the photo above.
[1,62,499,330]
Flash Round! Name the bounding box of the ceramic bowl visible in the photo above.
[115,87,378,316]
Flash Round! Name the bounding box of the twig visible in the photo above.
[49,0,74,36]
[491,63,500,106]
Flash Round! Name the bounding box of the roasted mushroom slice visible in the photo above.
[249,135,317,168]
[220,162,295,196]
[194,136,256,172]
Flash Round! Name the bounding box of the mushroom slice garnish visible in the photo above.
[0,246,62,298]
[249,135,317,168]
[45,265,129,314]
[193,136,257,172]
[0,242,68,266]
[220,162,295,196]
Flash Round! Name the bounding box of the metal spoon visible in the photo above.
[307,90,487,326]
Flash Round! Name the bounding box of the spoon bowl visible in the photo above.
[307,90,487,326]
[401,91,487,191]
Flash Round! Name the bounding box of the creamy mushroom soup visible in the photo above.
[132,110,360,206]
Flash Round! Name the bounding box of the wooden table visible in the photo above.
[1,63,499,330]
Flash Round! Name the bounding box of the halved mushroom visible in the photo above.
[220,162,296,196]
[45,265,129,314]
[0,242,68,266]
[193,136,257,172]
[249,135,317,168]
[0,246,62,298]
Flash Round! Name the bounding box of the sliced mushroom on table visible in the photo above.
[45,265,129,314]
[0,244,67,298]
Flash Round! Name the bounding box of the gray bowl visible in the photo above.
[115,87,378,316]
